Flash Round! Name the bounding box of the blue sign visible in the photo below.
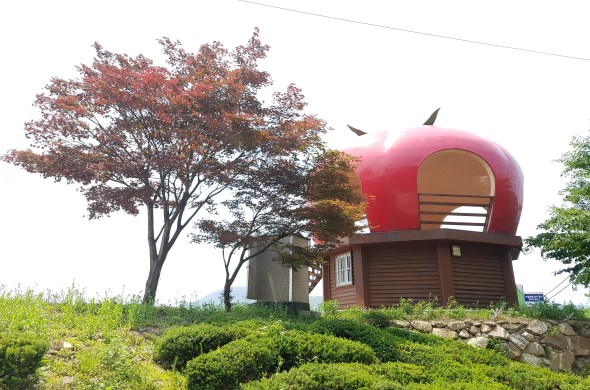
[524,293,544,303]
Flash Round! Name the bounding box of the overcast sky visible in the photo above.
[1,0,590,305]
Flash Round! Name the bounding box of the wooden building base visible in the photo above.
[322,229,521,308]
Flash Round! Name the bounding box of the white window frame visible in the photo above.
[335,252,352,286]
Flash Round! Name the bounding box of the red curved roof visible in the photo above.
[343,126,523,235]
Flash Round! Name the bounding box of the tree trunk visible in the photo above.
[223,249,251,311]
[222,280,233,312]
[143,203,170,305]
[142,259,164,304]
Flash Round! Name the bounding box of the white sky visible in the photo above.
[1,0,590,305]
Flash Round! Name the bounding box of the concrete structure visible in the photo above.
[246,235,311,311]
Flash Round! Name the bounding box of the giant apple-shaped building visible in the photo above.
[322,119,524,308]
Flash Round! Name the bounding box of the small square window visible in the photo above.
[335,252,352,286]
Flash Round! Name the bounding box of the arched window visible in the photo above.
[417,150,494,231]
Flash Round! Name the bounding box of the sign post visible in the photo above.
[524,293,545,304]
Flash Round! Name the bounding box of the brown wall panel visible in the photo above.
[366,242,440,307]
[328,238,517,309]
[451,244,507,307]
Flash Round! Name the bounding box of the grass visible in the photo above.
[1,285,589,389]
[0,286,187,389]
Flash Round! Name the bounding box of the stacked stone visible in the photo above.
[390,319,590,372]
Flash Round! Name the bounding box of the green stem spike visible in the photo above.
[423,108,441,126]
[347,124,367,136]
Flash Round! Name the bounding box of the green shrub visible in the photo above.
[320,300,339,318]
[243,362,430,390]
[185,330,377,389]
[186,338,274,390]
[269,330,377,371]
[375,361,431,385]
[308,318,402,361]
[360,309,390,328]
[155,321,257,370]
[242,349,590,390]
[486,337,500,351]
[396,297,416,316]
[486,360,590,389]
[0,332,48,389]
[518,301,587,321]
[397,337,508,370]
[306,320,445,362]
[386,326,445,345]
[389,336,589,389]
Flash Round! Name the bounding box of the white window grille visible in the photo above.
[335,252,352,286]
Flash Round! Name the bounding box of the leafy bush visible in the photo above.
[186,338,274,390]
[489,361,590,389]
[241,336,590,390]
[0,332,48,389]
[390,334,590,388]
[519,301,586,321]
[307,318,402,361]
[243,362,429,389]
[155,320,257,370]
[385,326,444,346]
[185,330,377,389]
[444,297,468,319]
[359,309,391,328]
[397,336,508,369]
[320,300,339,318]
[374,361,431,385]
[485,337,512,360]
[269,330,377,371]
[341,318,590,389]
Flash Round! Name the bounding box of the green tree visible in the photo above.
[526,132,590,287]
[193,150,365,311]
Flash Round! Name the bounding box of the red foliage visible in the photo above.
[3,29,344,303]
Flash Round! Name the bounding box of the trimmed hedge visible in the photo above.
[385,325,446,345]
[243,362,430,390]
[307,318,404,362]
[0,332,48,389]
[303,319,590,389]
[162,317,590,390]
[242,359,590,390]
[488,361,590,389]
[185,330,377,389]
[186,338,274,390]
[155,320,257,370]
[394,333,590,389]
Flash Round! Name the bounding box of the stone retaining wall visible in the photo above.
[391,318,590,372]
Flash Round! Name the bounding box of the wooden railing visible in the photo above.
[308,266,322,293]
[418,193,494,232]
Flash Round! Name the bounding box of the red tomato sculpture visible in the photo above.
[343,122,523,235]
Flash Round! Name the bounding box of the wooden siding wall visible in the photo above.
[366,243,440,307]
[329,252,357,307]
[451,243,507,307]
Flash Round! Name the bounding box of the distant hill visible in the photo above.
[197,286,252,305]
[197,286,323,310]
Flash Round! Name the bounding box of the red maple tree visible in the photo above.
[4,30,330,302]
